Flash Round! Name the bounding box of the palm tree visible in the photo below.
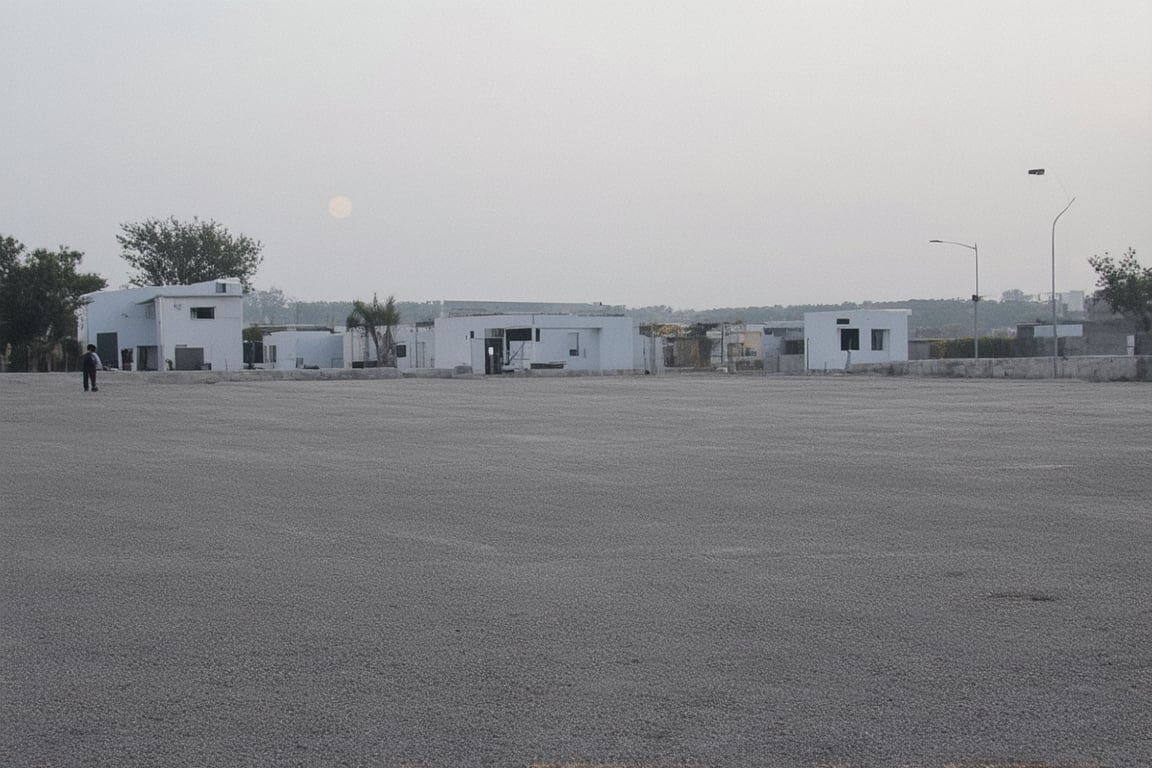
[346,294,400,367]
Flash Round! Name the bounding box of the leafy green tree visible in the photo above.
[117,216,263,291]
[1088,247,1152,330]
[0,236,106,371]
[346,294,400,367]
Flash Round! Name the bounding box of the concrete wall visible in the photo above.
[848,355,1152,382]
[81,287,161,360]
[344,325,433,370]
[393,325,434,369]
[263,330,344,369]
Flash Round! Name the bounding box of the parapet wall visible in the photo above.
[848,356,1151,382]
[120,366,647,383]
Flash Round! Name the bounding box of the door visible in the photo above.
[137,346,159,371]
[174,347,205,371]
[484,337,503,374]
[96,332,117,369]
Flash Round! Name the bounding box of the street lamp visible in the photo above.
[929,239,980,360]
[1028,169,1075,378]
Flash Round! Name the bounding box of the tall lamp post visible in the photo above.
[929,239,979,360]
[1028,169,1075,378]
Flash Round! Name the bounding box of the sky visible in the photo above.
[3,1,1150,309]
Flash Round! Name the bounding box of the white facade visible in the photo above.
[342,324,435,370]
[262,329,345,369]
[433,314,640,374]
[1031,323,1084,338]
[81,279,243,371]
[803,309,910,371]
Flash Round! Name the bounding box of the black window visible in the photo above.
[840,328,860,351]
[395,344,407,358]
[191,307,215,319]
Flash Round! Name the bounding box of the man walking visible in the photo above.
[82,344,101,392]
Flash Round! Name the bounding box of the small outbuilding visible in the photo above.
[803,309,910,371]
[434,313,641,374]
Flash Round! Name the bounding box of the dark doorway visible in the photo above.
[96,333,118,369]
[138,346,159,371]
[174,347,206,371]
[484,337,503,374]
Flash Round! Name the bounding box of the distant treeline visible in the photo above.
[244,289,1067,339]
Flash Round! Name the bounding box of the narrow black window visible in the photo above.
[191,307,215,319]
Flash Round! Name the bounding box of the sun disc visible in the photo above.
[328,195,353,219]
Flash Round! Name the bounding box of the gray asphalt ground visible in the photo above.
[2,372,1150,768]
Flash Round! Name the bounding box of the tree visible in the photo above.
[0,236,107,371]
[346,294,400,367]
[117,216,263,291]
[244,286,293,324]
[1088,247,1152,331]
[1000,288,1029,303]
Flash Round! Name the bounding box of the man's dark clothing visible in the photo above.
[82,351,100,392]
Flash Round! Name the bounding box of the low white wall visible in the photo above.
[848,356,1151,382]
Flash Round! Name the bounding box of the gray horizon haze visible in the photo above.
[2,1,1149,309]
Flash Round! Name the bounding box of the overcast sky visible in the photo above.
[3,1,1149,308]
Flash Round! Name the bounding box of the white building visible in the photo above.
[343,324,435,370]
[80,278,243,371]
[433,313,642,374]
[259,328,345,369]
[803,309,910,371]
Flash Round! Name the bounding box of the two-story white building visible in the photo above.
[80,278,244,371]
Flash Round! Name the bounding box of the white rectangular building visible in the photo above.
[342,324,435,370]
[81,279,244,371]
[803,309,910,371]
[261,328,345,369]
[433,314,640,374]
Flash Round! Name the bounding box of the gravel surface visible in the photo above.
[2,373,1149,767]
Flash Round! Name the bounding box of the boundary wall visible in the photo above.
[847,355,1151,382]
[41,367,648,384]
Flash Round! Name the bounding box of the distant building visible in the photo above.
[760,322,807,373]
[80,278,243,371]
[803,309,910,371]
[343,324,435,370]
[252,327,345,369]
[434,313,642,374]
